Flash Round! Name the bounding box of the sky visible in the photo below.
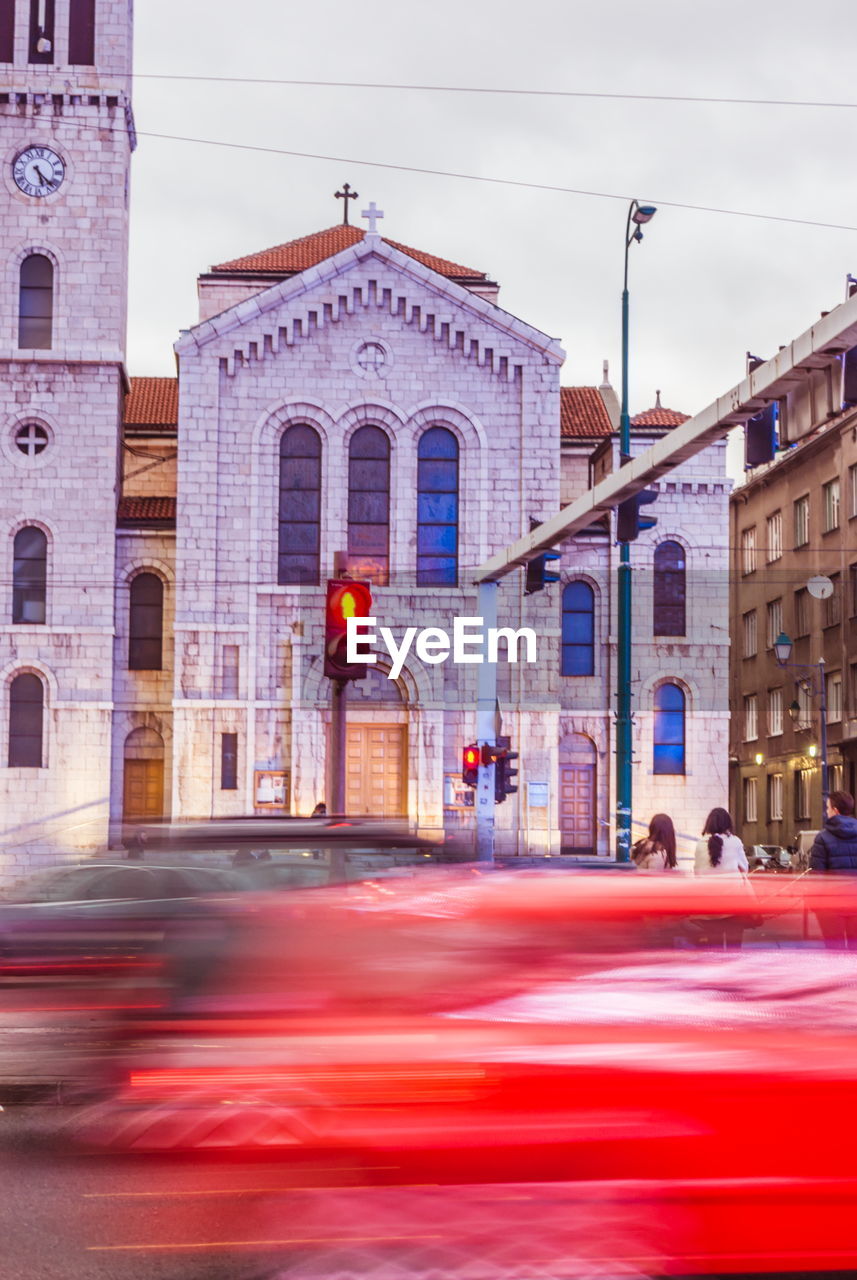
[129,0,857,478]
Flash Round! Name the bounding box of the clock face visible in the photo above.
[13,146,65,198]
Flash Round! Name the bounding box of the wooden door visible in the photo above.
[345,725,406,816]
[559,763,595,855]
[123,758,164,821]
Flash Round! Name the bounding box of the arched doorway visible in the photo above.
[342,667,407,816]
[123,726,165,821]
[559,733,597,855]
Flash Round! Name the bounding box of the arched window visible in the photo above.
[417,427,459,586]
[18,254,54,349]
[129,573,163,670]
[278,424,321,585]
[9,673,44,767]
[348,425,390,584]
[653,540,686,636]
[653,683,686,775]
[12,526,47,624]
[561,581,595,676]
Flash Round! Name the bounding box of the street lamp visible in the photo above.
[616,199,657,863]
[773,631,829,814]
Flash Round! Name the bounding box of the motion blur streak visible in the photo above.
[9,868,857,1275]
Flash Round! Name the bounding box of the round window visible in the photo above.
[15,423,50,457]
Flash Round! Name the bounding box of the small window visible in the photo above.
[742,610,757,658]
[823,478,840,533]
[221,733,238,790]
[12,526,47,624]
[849,463,857,520]
[766,598,783,649]
[278,424,322,586]
[795,587,810,637]
[68,0,95,65]
[793,496,809,549]
[825,574,841,627]
[653,540,686,636]
[561,581,594,676]
[14,423,49,457]
[653,683,685,775]
[795,768,812,821]
[417,427,459,587]
[741,527,756,574]
[851,661,857,714]
[850,564,857,618]
[18,254,54,349]
[744,694,758,742]
[830,763,845,795]
[0,1,14,62]
[827,672,843,724]
[768,772,783,822]
[28,0,54,62]
[768,687,783,737]
[129,573,163,670]
[794,681,812,731]
[765,511,782,562]
[743,776,758,824]
[8,672,44,767]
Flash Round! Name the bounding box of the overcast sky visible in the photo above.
[129,0,857,477]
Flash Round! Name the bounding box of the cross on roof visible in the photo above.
[334,182,358,225]
[361,201,384,236]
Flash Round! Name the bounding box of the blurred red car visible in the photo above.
[59,870,857,1274]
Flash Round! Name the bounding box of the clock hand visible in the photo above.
[33,164,51,185]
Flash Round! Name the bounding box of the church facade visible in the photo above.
[0,0,730,873]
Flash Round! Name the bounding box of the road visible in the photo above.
[0,1106,668,1280]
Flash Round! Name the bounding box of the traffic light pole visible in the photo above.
[475,579,498,862]
[329,677,347,815]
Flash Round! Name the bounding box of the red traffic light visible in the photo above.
[324,579,372,681]
[462,743,480,787]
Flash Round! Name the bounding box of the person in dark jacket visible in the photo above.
[810,790,857,949]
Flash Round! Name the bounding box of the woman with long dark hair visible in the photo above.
[694,808,749,875]
[691,807,750,948]
[632,813,677,871]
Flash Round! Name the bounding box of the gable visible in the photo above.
[178,236,565,383]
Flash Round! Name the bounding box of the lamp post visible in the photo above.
[616,200,657,862]
[774,631,829,816]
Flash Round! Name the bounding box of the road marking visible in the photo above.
[88,1234,443,1251]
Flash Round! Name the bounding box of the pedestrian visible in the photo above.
[810,790,857,950]
[632,813,677,871]
[311,802,327,817]
[123,827,147,860]
[691,807,750,949]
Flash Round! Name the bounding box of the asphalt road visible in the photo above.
[0,1108,648,1280]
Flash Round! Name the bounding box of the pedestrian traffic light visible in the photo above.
[524,551,562,595]
[616,488,658,543]
[744,403,777,468]
[324,578,372,680]
[462,743,480,787]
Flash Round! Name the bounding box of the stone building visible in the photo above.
[729,387,857,847]
[0,0,731,871]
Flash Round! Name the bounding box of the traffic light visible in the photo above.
[524,551,561,595]
[462,743,480,787]
[324,578,372,680]
[493,736,519,803]
[616,488,658,543]
[744,403,777,468]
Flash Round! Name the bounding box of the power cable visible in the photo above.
[132,73,857,113]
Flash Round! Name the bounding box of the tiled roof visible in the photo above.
[117,496,176,523]
[560,386,613,438]
[211,225,488,281]
[632,406,690,428]
[124,377,178,428]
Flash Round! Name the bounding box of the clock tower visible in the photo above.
[0,1,134,866]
